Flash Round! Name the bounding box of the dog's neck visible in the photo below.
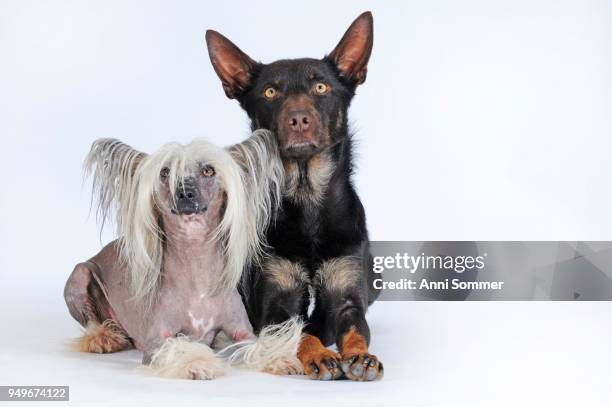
[161,202,225,289]
[281,132,352,208]
[283,152,335,207]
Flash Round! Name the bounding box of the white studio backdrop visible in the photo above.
[0,1,610,307]
[1,0,611,312]
[0,2,611,402]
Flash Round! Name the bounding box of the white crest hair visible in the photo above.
[83,138,145,234]
[229,129,284,261]
[84,130,283,305]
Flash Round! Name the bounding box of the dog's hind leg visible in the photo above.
[74,319,131,354]
[64,262,131,353]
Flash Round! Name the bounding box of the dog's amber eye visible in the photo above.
[263,87,277,100]
[202,165,215,177]
[160,167,170,178]
[314,82,330,95]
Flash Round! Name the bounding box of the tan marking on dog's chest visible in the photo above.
[284,152,335,206]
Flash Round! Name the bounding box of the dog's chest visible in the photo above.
[154,273,245,345]
[183,292,226,339]
[184,295,227,342]
[284,153,335,209]
[272,155,362,271]
[281,155,335,237]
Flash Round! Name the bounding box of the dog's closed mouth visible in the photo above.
[171,207,207,216]
[289,142,313,149]
[284,142,319,159]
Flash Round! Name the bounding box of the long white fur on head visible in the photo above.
[119,142,187,305]
[83,138,146,235]
[118,138,256,303]
[229,129,284,262]
[188,139,252,291]
[227,130,284,303]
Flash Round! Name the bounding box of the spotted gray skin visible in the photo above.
[64,166,256,365]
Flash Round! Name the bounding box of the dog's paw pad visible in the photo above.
[340,353,384,381]
[303,350,343,381]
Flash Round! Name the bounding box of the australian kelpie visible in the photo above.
[206,12,383,381]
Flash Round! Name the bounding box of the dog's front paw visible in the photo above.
[262,356,303,376]
[340,353,384,381]
[184,358,226,380]
[298,333,343,380]
[301,348,343,380]
[147,337,226,380]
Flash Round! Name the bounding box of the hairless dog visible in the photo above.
[64,131,303,379]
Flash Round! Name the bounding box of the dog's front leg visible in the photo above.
[257,256,310,326]
[256,257,343,379]
[316,257,384,381]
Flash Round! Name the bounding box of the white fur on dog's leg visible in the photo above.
[228,316,304,375]
[148,336,226,380]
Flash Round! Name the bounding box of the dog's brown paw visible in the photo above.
[303,348,343,380]
[340,353,384,381]
[298,334,343,380]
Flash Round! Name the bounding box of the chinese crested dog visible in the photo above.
[64,130,303,379]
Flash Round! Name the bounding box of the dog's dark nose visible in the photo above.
[178,188,196,200]
[175,178,204,215]
[288,111,311,132]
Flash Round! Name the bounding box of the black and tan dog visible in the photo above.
[206,12,382,381]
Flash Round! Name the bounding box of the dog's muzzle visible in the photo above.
[280,110,321,159]
[173,178,207,215]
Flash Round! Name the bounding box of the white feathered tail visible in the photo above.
[222,317,304,375]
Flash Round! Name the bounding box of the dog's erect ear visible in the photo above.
[328,11,374,86]
[206,30,257,99]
